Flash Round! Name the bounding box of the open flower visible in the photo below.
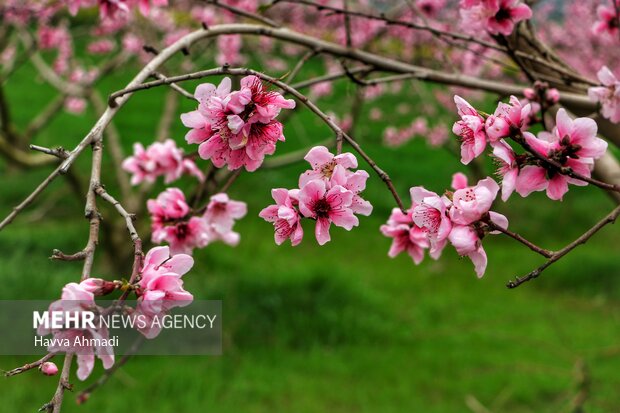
[491,140,519,201]
[38,282,114,381]
[135,246,194,338]
[516,109,606,201]
[485,96,531,141]
[588,66,620,124]
[181,76,295,171]
[592,3,620,38]
[122,139,204,185]
[449,177,500,225]
[299,145,358,187]
[411,187,452,254]
[298,180,358,245]
[380,207,432,264]
[148,188,210,254]
[259,188,304,246]
[453,96,487,165]
[203,193,247,246]
[460,0,532,36]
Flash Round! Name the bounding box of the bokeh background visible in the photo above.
[1,35,620,413]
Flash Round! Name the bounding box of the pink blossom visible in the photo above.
[461,0,532,36]
[592,4,619,37]
[515,110,605,201]
[491,140,519,201]
[216,35,244,66]
[80,278,118,296]
[98,0,129,19]
[448,211,507,277]
[380,207,431,264]
[485,96,531,141]
[135,246,194,338]
[87,39,115,54]
[122,139,204,185]
[38,282,114,381]
[453,96,487,164]
[451,172,469,190]
[203,193,247,246]
[448,225,487,277]
[298,180,358,245]
[148,189,209,255]
[330,166,373,216]
[41,362,59,376]
[411,187,452,254]
[449,177,500,225]
[182,76,295,171]
[299,146,357,187]
[259,188,304,246]
[547,108,607,160]
[588,66,620,123]
[310,82,333,98]
[64,97,87,114]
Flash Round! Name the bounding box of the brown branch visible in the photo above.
[507,204,620,288]
[30,145,69,160]
[44,353,74,413]
[485,219,553,258]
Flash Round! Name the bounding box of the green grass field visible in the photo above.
[1,57,619,412]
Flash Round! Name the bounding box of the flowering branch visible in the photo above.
[108,66,406,211]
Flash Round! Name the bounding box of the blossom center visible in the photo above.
[312,198,332,218]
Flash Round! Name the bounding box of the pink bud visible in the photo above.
[546,88,560,104]
[41,362,59,376]
[80,278,117,296]
[523,88,536,100]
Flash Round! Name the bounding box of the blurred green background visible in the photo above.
[1,53,619,413]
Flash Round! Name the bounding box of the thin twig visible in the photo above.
[29,145,69,160]
[4,354,54,377]
[486,220,553,258]
[507,204,620,288]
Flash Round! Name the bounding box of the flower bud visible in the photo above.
[80,278,118,296]
[40,362,58,376]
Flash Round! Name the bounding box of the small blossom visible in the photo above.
[449,177,500,225]
[38,282,114,381]
[461,0,532,36]
[380,207,432,264]
[491,140,519,201]
[122,140,204,185]
[411,187,452,254]
[592,3,620,37]
[453,96,487,165]
[259,188,304,246]
[203,193,247,246]
[299,145,357,187]
[135,246,194,338]
[298,180,358,245]
[485,96,531,141]
[588,66,620,123]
